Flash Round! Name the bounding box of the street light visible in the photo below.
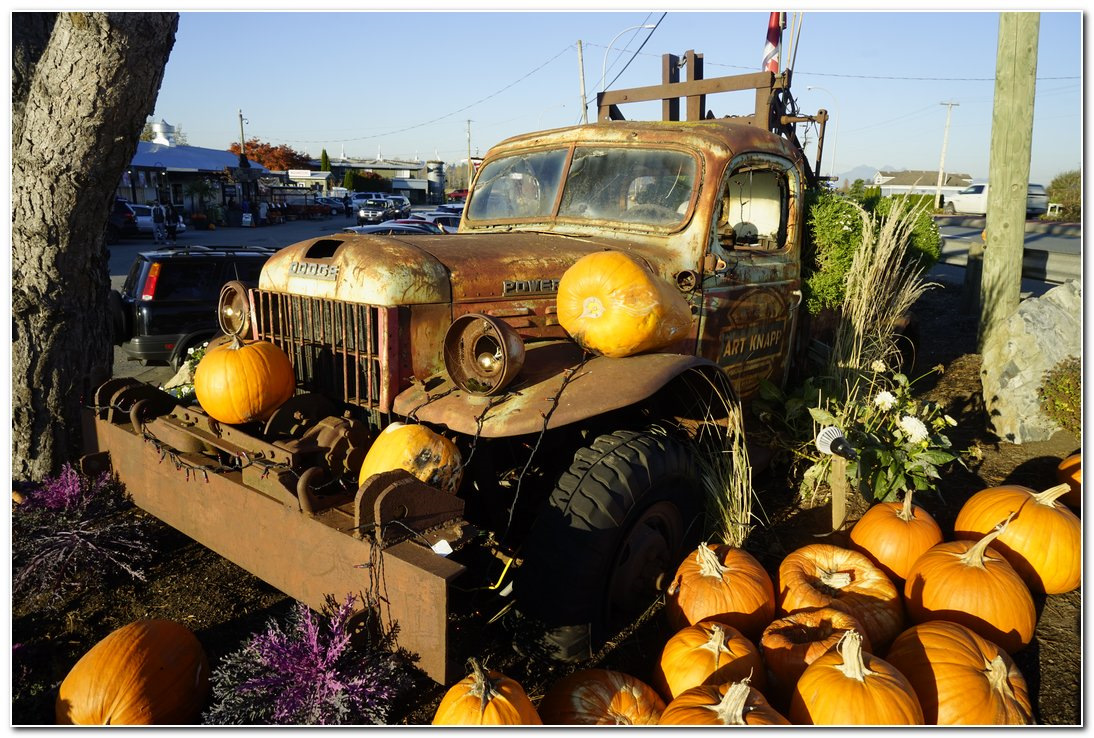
[601,24,656,92]
[807,85,839,182]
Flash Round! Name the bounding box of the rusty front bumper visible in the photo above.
[81,380,469,684]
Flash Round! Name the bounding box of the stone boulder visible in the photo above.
[980,280,1081,443]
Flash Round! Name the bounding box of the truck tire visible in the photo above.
[513,430,703,662]
[943,202,956,215]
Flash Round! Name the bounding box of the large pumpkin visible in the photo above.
[903,518,1036,654]
[885,621,1032,725]
[556,250,692,358]
[538,669,664,725]
[849,489,943,582]
[1056,454,1081,508]
[193,336,295,425]
[760,606,871,701]
[432,659,541,725]
[55,620,209,725]
[777,544,903,651]
[358,422,463,493]
[665,543,775,640]
[953,483,1081,594]
[652,620,765,700]
[659,679,789,726]
[789,630,923,725]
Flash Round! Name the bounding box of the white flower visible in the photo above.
[871,360,886,374]
[187,347,195,355]
[944,415,957,427]
[899,415,929,444]
[874,391,897,411]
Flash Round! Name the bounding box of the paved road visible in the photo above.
[936,225,1081,286]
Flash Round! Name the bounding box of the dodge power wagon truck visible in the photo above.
[83,57,828,684]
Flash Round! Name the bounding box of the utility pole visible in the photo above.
[577,40,589,125]
[933,101,958,209]
[466,119,472,190]
[980,12,1040,350]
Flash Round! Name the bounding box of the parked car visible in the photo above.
[943,181,1050,218]
[392,218,444,234]
[315,197,345,215]
[435,203,465,215]
[386,195,412,218]
[342,222,439,236]
[109,245,277,369]
[356,198,397,225]
[107,198,139,242]
[418,211,462,230]
[351,191,389,207]
[130,204,155,236]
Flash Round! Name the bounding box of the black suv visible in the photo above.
[107,198,140,242]
[110,245,277,369]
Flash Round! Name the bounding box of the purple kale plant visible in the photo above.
[12,464,153,609]
[203,595,416,725]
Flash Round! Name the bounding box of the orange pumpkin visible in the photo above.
[954,483,1081,594]
[760,606,871,700]
[55,620,209,725]
[885,621,1032,725]
[789,630,923,725]
[652,620,765,700]
[193,335,295,424]
[849,489,943,582]
[358,422,463,493]
[903,518,1036,654]
[659,678,790,726]
[665,543,775,640]
[556,250,692,358]
[538,669,664,725]
[432,659,541,725]
[1056,454,1081,508]
[777,544,903,651]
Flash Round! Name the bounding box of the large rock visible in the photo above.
[980,280,1081,443]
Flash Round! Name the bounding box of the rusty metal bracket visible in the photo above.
[352,469,465,546]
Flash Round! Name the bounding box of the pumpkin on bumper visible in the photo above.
[193,336,295,425]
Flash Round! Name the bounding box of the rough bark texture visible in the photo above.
[12,12,179,481]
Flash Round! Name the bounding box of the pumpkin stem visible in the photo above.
[466,658,500,717]
[228,333,245,350]
[897,489,916,522]
[712,678,753,726]
[833,630,873,682]
[1032,482,1071,507]
[702,622,730,657]
[818,567,853,589]
[984,655,1016,700]
[696,543,729,579]
[959,512,1016,569]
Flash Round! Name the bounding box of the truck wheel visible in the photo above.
[513,430,703,662]
[943,202,956,214]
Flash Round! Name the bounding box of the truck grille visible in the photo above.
[253,290,400,414]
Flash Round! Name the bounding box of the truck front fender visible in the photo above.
[393,340,728,438]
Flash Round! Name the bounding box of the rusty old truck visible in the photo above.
[83,56,828,684]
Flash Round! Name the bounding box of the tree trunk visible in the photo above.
[12,12,179,482]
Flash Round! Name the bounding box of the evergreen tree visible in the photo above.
[343,170,354,190]
[320,149,331,172]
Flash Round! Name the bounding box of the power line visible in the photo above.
[269,44,575,146]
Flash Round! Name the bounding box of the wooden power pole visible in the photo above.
[979,12,1039,351]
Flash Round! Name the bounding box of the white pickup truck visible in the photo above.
[943,181,1049,217]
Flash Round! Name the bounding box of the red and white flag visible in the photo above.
[762,12,783,73]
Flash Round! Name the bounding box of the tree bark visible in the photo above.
[12,12,178,482]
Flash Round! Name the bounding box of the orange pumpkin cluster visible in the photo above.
[436,466,1082,726]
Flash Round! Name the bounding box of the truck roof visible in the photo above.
[487,118,805,168]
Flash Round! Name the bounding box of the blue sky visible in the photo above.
[150,10,1081,185]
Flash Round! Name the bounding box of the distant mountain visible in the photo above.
[832,164,884,186]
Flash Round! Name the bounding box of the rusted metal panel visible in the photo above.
[84,413,466,684]
[396,340,718,437]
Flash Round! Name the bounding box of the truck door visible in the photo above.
[696,154,803,402]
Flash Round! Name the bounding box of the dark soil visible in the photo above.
[11,280,1081,725]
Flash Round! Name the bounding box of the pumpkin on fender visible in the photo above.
[55,620,209,725]
[193,336,295,425]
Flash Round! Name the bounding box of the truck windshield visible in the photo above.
[467,146,696,227]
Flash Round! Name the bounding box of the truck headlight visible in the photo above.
[443,314,525,395]
[217,280,252,338]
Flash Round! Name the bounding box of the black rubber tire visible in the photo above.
[513,430,703,662]
[107,289,128,346]
[943,202,956,215]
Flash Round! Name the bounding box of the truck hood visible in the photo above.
[259,231,635,305]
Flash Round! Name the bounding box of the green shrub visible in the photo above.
[1047,169,1080,222]
[1039,355,1081,438]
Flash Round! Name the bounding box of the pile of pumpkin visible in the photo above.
[433,460,1081,726]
